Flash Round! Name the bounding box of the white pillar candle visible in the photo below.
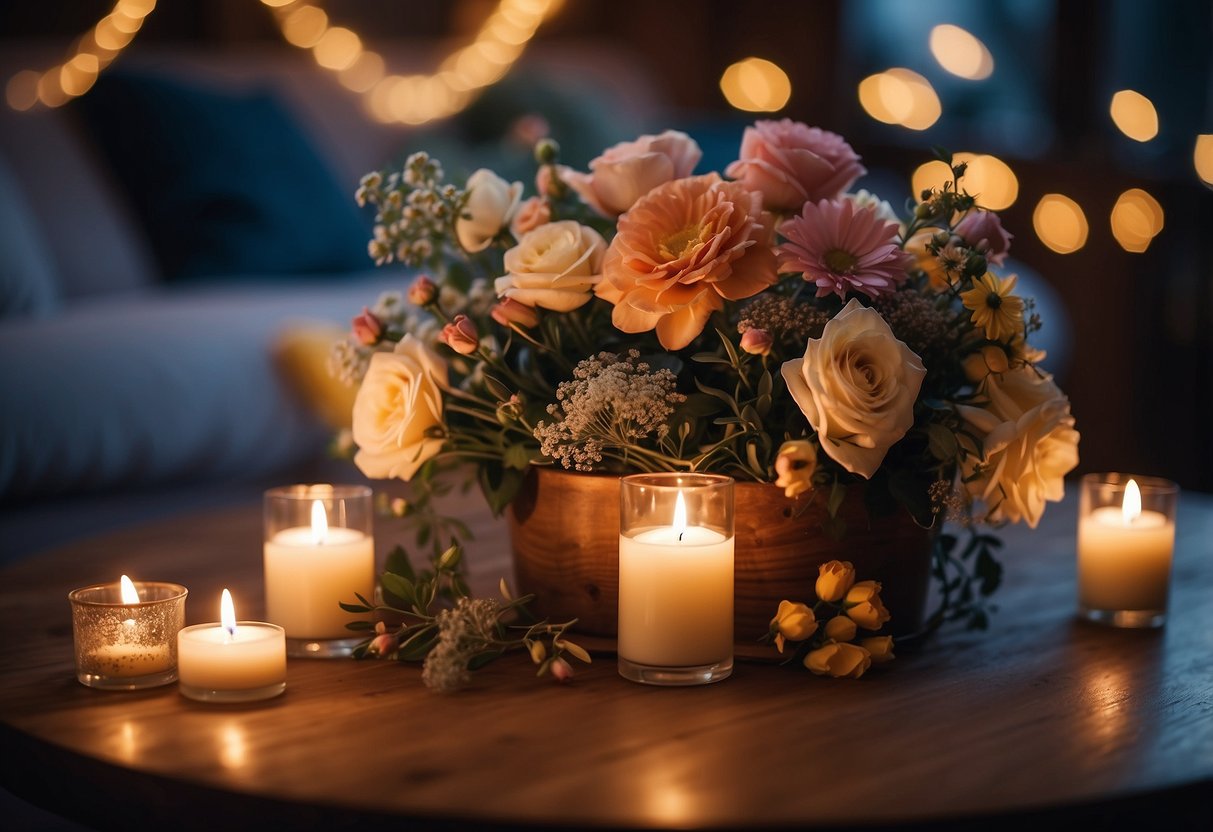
[1078,480,1175,612]
[178,589,286,702]
[264,500,375,639]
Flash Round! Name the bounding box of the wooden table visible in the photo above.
[1,489,1210,831]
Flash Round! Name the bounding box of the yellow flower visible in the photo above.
[960,272,1025,342]
[816,560,856,603]
[771,600,817,642]
[804,642,872,678]
[845,580,892,630]
[774,440,818,498]
[824,615,858,642]
[860,636,895,663]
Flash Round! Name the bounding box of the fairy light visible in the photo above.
[857,68,941,131]
[719,57,792,113]
[265,0,564,125]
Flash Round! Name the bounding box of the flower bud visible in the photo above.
[804,642,871,679]
[529,641,547,664]
[367,632,397,658]
[860,636,895,663]
[439,314,479,355]
[550,656,574,682]
[774,440,818,498]
[739,328,774,356]
[845,580,891,630]
[534,138,561,165]
[824,615,858,642]
[770,599,817,641]
[389,497,409,518]
[408,275,438,306]
[816,560,856,603]
[351,307,383,346]
[491,297,541,330]
[509,196,552,239]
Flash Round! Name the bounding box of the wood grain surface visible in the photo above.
[0,488,1211,831]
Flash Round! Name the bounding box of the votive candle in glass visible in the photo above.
[178,589,286,703]
[618,473,734,686]
[1077,473,1178,628]
[69,576,187,690]
[264,484,374,658]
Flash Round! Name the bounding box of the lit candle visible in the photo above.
[1078,475,1178,628]
[264,489,374,655]
[618,475,734,685]
[68,576,187,690]
[177,589,287,702]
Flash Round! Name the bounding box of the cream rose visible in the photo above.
[456,168,523,253]
[351,335,448,481]
[781,299,926,478]
[495,221,606,311]
[957,365,1080,528]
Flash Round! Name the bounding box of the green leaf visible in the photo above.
[694,378,740,414]
[385,546,415,582]
[339,601,371,613]
[467,650,504,671]
[482,373,512,402]
[975,547,1004,596]
[381,572,416,607]
[822,516,847,540]
[344,620,376,631]
[398,630,438,661]
[716,327,741,367]
[691,352,732,366]
[926,423,959,462]
[503,443,532,471]
[827,481,847,518]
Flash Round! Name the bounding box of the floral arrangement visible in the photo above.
[330,119,1080,687]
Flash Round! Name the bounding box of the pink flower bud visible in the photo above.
[491,297,541,330]
[439,314,479,355]
[535,165,557,197]
[509,196,552,238]
[408,275,438,306]
[740,328,774,356]
[367,633,397,658]
[550,656,574,683]
[351,307,383,346]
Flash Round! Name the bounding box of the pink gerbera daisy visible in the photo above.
[777,199,913,300]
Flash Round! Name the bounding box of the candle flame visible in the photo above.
[119,574,139,604]
[310,499,329,545]
[1122,479,1142,524]
[220,588,237,638]
[673,491,687,541]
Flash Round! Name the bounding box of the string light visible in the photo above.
[857,68,941,131]
[264,0,564,125]
[719,57,792,112]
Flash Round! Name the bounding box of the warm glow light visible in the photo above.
[281,5,329,48]
[1033,194,1089,254]
[5,70,40,111]
[220,723,248,769]
[857,68,940,130]
[37,69,70,108]
[719,57,792,113]
[116,0,157,17]
[672,491,688,539]
[338,50,386,92]
[220,588,237,636]
[120,575,140,604]
[1123,479,1142,524]
[259,0,296,6]
[911,153,1018,210]
[1110,188,1164,253]
[1195,135,1213,186]
[313,26,362,71]
[929,24,994,80]
[1110,89,1158,142]
[311,500,329,544]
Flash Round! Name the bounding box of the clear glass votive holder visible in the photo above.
[1077,473,1178,628]
[178,621,287,703]
[264,484,375,658]
[618,473,734,686]
[69,581,188,690]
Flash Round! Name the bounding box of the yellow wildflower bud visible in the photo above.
[824,615,857,642]
[846,580,891,630]
[771,600,817,641]
[804,642,872,679]
[860,636,895,663]
[528,641,546,664]
[815,560,856,603]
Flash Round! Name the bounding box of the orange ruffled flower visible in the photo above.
[596,174,778,350]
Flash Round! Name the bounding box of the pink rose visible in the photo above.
[491,297,541,329]
[439,315,479,355]
[408,275,437,306]
[561,130,702,216]
[954,210,1013,266]
[725,119,866,212]
[351,307,382,346]
[509,196,552,238]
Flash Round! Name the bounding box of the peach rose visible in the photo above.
[352,335,447,481]
[596,174,778,350]
[725,119,866,212]
[496,221,606,312]
[781,299,926,478]
[957,365,1080,528]
[509,196,551,238]
[560,130,702,217]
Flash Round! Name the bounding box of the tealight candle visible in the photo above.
[1077,473,1178,628]
[618,473,734,686]
[264,484,374,658]
[68,576,187,690]
[178,589,286,702]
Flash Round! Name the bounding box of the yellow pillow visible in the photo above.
[273,322,358,430]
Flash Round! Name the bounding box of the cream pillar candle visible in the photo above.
[178,589,286,702]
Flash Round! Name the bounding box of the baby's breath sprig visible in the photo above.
[357,152,466,269]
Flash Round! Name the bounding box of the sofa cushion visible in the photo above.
[0,155,59,318]
[71,70,371,282]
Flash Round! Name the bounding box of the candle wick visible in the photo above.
[678,531,684,542]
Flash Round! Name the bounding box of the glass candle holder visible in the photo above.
[69,580,188,690]
[1077,473,1178,628]
[618,473,734,686]
[264,484,375,658]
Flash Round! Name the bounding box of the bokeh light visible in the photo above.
[1034,194,1089,254]
[911,153,1018,210]
[1195,135,1213,186]
[1110,188,1164,253]
[929,24,994,80]
[720,57,792,112]
[858,68,940,130]
[1109,90,1158,142]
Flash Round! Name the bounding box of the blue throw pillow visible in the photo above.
[71,70,370,281]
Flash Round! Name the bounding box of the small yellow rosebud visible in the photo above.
[771,600,817,641]
[860,636,895,663]
[529,641,547,664]
[824,615,858,642]
[846,580,892,630]
[804,642,872,678]
[816,560,856,603]
[773,440,818,498]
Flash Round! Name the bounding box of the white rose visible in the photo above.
[781,298,926,478]
[495,221,606,311]
[957,365,1079,528]
[351,335,448,481]
[456,168,523,253]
